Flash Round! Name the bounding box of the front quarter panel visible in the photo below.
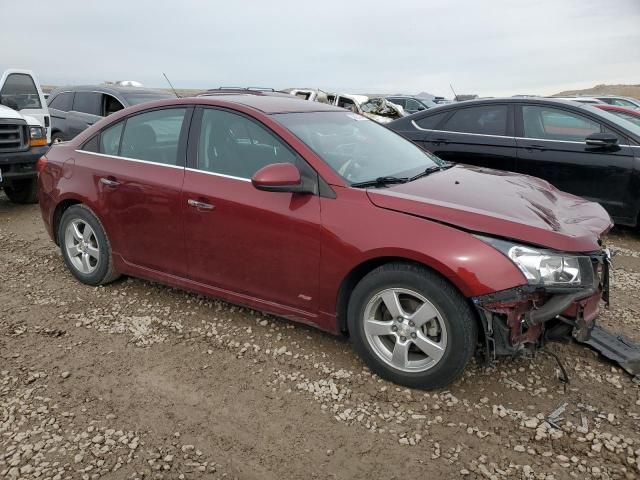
[319,187,527,317]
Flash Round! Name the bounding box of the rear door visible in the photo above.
[182,106,322,313]
[421,103,518,171]
[79,106,191,276]
[515,103,635,222]
[67,92,103,139]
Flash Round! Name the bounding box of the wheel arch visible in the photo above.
[52,198,83,245]
[335,256,483,338]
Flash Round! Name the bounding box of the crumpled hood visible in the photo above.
[367,164,612,252]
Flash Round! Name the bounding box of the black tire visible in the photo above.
[51,132,65,144]
[4,178,38,204]
[347,262,478,390]
[58,204,120,286]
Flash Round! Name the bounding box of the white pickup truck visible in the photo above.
[0,69,50,203]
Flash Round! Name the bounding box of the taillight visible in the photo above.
[36,156,48,175]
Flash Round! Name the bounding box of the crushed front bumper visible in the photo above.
[472,248,640,377]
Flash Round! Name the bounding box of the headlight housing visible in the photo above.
[29,126,47,147]
[478,236,589,287]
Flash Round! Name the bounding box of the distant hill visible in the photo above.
[553,84,640,100]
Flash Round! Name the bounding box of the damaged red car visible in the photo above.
[38,95,613,389]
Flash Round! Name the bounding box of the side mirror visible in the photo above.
[585,132,618,149]
[251,163,309,193]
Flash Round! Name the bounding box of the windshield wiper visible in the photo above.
[350,176,409,188]
[408,163,453,182]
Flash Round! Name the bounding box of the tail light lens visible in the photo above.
[36,156,48,175]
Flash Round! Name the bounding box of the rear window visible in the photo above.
[441,105,508,136]
[48,92,74,112]
[0,73,42,110]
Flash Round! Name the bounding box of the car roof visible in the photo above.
[51,85,172,96]
[201,94,343,114]
[412,97,588,108]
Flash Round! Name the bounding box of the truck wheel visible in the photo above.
[58,205,120,286]
[4,179,38,204]
[51,132,65,144]
[347,262,477,390]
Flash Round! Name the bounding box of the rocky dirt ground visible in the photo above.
[1,193,639,480]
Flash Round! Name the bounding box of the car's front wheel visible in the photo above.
[59,205,120,286]
[348,263,477,390]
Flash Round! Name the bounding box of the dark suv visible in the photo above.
[47,85,174,143]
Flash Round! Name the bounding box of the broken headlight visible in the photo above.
[478,236,587,287]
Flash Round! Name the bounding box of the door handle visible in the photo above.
[525,144,546,152]
[99,177,120,187]
[433,138,449,145]
[187,199,215,211]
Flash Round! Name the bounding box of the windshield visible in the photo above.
[123,92,174,106]
[581,104,640,138]
[274,111,442,184]
[418,98,438,108]
[0,73,42,110]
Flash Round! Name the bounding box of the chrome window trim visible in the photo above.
[410,122,509,139]
[411,124,633,147]
[75,150,185,170]
[185,167,251,183]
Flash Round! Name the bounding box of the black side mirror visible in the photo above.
[585,132,619,149]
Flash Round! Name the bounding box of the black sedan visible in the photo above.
[389,98,640,226]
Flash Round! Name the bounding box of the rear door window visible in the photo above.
[48,92,74,111]
[120,108,187,165]
[0,73,42,110]
[73,92,102,116]
[522,106,602,142]
[441,105,508,136]
[100,122,124,156]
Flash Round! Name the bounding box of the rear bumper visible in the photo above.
[0,146,49,185]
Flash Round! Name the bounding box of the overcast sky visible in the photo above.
[1,0,639,98]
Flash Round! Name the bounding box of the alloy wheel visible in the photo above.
[64,219,100,274]
[363,288,448,372]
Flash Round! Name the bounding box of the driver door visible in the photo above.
[515,104,634,220]
[182,107,322,313]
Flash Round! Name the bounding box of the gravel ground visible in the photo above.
[1,192,639,480]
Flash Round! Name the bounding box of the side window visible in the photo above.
[442,105,508,135]
[611,98,636,108]
[0,73,42,110]
[415,111,448,130]
[404,99,422,111]
[197,108,299,179]
[120,108,187,165]
[81,135,99,153]
[72,92,102,116]
[522,106,602,142]
[100,122,124,156]
[103,94,124,116]
[48,92,73,112]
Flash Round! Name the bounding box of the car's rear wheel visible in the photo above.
[4,179,38,204]
[347,262,477,390]
[59,205,119,285]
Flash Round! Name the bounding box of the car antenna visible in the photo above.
[163,72,180,98]
[449,84,459,102]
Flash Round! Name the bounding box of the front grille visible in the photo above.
[0,121,27,152]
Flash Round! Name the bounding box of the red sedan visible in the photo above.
[38,94,612,389]
[594,103,640,127]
